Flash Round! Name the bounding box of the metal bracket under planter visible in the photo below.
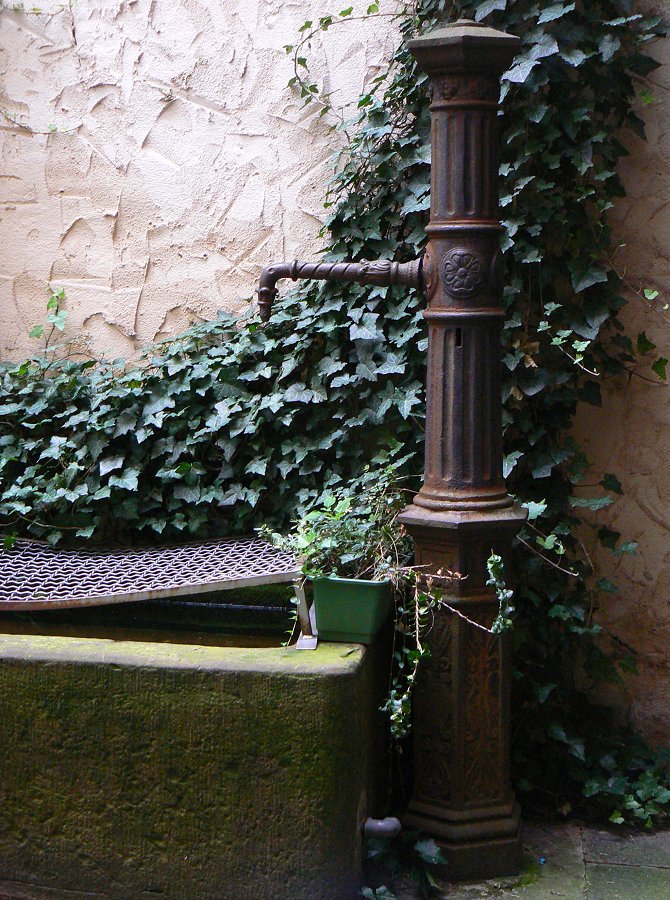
[294,578,318,650]
[311,576,393,644]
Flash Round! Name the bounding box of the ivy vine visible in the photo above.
[0,0,669,825]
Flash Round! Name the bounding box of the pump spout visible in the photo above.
[256,257,422,322]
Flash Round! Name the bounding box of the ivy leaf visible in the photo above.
[570,740,586,762]
[652,357,668,381]
[316,357,346,378]
[529,33,560,60]
[174,484,200,503]
[397,389,420,419]
[599,34,621,62]
[108,469,140,491]
[614,541,638,557]
[600,473,623,495]
[548,723,569,743]
[414,838,447,865]
[504,56,539,84]
[597,578,619,594]
[284,384,317,403]
[598,526,620,550]
[568,258,609,293]
[605,15,644,26]
[538,3,575,24]
[361,888,396,900]
[569,495,614,510]
[561,48,587,66]
[636,332,656,355]
[536,533,558,550]
[356,362,377,381]
[350,314,383,342]
[400,193,430,215]
[536,682,557,703]
[99,456,125,477]
[474,0,507,22]
[522,499,547,521]
[503,450,523,478]
[529,104,548,123]
[47,310,68,331]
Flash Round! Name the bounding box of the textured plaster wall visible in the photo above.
[0,0,399,358]
[575,6,670,744]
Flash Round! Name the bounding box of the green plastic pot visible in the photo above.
[311,575,393,644]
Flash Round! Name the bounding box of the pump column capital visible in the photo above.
[407,19,520,76]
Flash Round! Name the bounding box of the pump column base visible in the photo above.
[398,502,526,882]
[404,799,522,881]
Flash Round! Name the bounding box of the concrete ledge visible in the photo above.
[0,634,380,899]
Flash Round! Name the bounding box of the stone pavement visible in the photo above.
[1,823,668,898]
[431,823,670,899]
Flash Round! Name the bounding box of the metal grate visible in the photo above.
[0,537,300,610]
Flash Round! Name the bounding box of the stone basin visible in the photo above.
[0,627,386,898]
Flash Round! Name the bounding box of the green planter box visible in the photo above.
[312,576,393,643]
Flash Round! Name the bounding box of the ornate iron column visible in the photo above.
[256,18,525,881]
[398,21,527,880]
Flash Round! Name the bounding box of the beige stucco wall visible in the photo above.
[0,0,400,358]
[575,7,670,744]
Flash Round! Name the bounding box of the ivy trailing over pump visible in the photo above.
[0,0,668,824]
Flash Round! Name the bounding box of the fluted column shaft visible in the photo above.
[414,50,510,511]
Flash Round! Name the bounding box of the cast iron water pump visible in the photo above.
[258,20,526,880]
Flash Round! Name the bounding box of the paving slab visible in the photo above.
[582,827,670,869]
[517,823,586,898]
[585,863,670,899]
[392,823,586,898]
[380,824,670,900]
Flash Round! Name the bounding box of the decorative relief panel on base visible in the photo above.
[463,626,506,805]
[413,614,454,806]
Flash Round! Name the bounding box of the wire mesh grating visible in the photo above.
[0,537,300,610]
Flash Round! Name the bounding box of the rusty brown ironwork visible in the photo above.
[256,258,422,322]
[257,19,526,881]
[398,20,527,881]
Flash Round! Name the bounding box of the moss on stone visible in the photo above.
[0,633,380,898]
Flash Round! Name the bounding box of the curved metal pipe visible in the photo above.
[257,257,423,322]
[364,816,402,839]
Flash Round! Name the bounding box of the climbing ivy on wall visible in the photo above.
[1,0,669,824]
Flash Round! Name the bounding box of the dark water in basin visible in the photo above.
[0,584,296,648]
